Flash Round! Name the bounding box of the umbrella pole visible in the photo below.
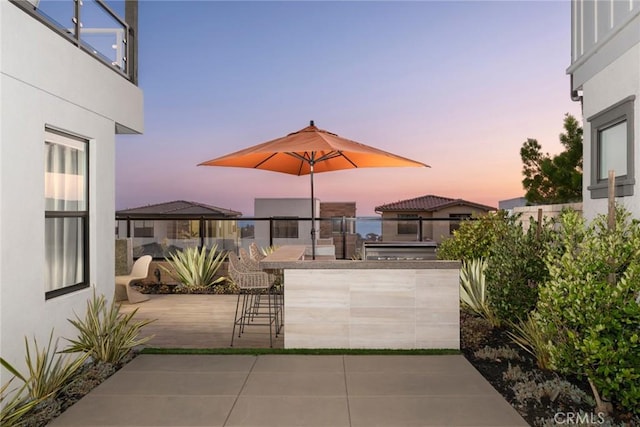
[310,158,316,260]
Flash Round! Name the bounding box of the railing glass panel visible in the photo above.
[36,0,76,37]
[80,0,127,72]
[115,217,462,260]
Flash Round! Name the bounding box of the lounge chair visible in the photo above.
[115,255,152,303]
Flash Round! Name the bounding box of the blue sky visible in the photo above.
[116,0,582,216]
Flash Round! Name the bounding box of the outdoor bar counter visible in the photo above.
[261,246,461,350]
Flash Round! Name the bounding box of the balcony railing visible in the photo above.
[11,0,138,83]
[115,216,468,260]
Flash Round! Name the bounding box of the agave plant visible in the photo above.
[259,245,280,257]
[162,245,227,290]
[0,331,88,402]
[64,292,154,364]
[459,258,499,326]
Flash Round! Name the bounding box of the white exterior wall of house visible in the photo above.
[254,198,320,248]
[569,0,640,219]
[0,2,143,378]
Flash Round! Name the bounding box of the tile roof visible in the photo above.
[116,200,242,217]
[375,195,495,212]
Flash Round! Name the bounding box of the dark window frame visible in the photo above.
[133,220,154,238]
[44,129,90,299]
[272,218,299,239]
[449,213,472,234]
[588,95,636,199]
[397,214,419,235]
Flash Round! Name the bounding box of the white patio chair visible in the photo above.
[115,255,152,304]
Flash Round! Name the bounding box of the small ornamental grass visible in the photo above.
[64,292,155,365]
[1,331,88,401]
[1,292,156,426]
[162,245,227,291]
[507,313,552,370]
[0,332,88,427]
[1,378,44,427]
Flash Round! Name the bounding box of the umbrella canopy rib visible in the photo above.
[253,152,279,169]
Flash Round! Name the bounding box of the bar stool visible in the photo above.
[228,252,278,347]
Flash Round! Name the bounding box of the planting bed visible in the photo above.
[461,311,638,426]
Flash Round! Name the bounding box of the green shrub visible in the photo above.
[485,214,553,324]
[437,211,511,261]
[459,258,499,326]
[537,207,640,414]
[162,245,227,291]
[64,292,154,364]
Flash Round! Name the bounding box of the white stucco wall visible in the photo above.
[581,44,640,220]
[0,2,143,379]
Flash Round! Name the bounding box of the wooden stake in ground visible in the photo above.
[608,170,616,286]
[608,170,616,232]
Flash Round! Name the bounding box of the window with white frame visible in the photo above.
[588,96,635,198]
[44,129,89,298]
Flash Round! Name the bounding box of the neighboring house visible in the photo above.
[375,195,495,244]
[0,0,143,378]
[567,0,640,219]
[498,196,528,211]
[116,200,242,256]
[319,202,358,259]
[253,198,320,248]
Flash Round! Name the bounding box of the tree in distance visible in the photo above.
[520,114,583,204]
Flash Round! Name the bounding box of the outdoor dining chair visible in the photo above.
[249,242,266,261]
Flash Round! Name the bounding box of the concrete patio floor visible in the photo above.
[49,294,527,426]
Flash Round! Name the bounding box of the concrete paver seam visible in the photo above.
[342,355,353,427]
[222,355,258,427]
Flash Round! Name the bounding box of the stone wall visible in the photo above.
[284,266,460,349]
[115,239,132,275]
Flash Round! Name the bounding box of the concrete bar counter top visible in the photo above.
[261,259,460,270]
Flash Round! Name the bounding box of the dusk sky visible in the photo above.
[116,0,583,216]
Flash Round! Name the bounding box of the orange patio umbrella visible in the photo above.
[198,121,429,259]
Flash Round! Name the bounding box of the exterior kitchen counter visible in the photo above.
[263,250,461,350]
[260,259,460,270]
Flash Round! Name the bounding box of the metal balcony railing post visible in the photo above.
[199,217,205,249]
[269,218,274,247]
[341,216,347,259]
